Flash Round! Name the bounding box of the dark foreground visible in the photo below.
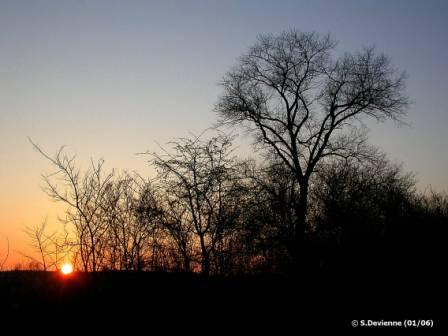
[0,269,445,331]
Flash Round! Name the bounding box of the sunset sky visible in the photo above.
[1,0,447,267]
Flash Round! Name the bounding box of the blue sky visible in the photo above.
[0,0,447,263]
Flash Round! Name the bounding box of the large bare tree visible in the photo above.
[215,30,409,265]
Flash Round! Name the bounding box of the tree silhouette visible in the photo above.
[149,132,244,275]
[0,237,9,270]
[30,139,117,271]
[22,219,55,271]
[215,30,409,267]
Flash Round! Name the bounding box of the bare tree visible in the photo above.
[310,155,415,241]
[30,139,170,272]
[22,219,54,271]
[133,180,168,271]
[149,132,243,275]
[215,30,409,265]
[158,192,195,272]
[0,237,9,270]
[240,158,298,271]
[30,139,114,271]
[100,173,164,271]
[23,219,74,271]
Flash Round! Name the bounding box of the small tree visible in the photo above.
[0,237,9,270]
[311,156,415,245]
[21,219,73,271]
[30,139,114,271]
[240,159,298,271]
[149,132,243,275]
[22,219,54,271]
[100,174,163,271]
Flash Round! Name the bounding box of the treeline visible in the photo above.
[25,133,447,275]
[21,29,447,275]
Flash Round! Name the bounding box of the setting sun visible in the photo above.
[61,264,73,275]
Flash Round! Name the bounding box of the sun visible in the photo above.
[61,263,74,275]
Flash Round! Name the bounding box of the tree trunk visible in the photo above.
[202,254,210,276]
[293,181,309,270]
[183,256,191,273]
[199,234,210,276]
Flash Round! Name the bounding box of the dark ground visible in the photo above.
[0,266,444,332]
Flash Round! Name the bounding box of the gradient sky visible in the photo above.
[1,0,447,266]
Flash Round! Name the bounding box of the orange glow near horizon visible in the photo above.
[61,263,73,275]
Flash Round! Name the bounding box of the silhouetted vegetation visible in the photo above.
[1,29,446,328]
[18,30,445,279]
[25,133,447,279]
[0,238,8,270]
[215,30,409,268]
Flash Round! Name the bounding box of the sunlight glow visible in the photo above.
[61,263,73,275]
